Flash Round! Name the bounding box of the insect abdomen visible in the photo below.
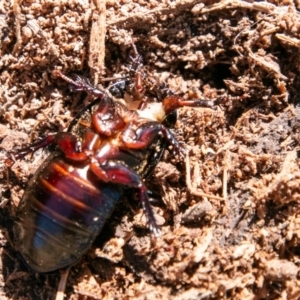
[13,154,123,273]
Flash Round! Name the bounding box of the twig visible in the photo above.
[55,268,70,300]
[89,0,106,84]
[12,0,22,56]
[192,0,276,15]
[222,150,229,200]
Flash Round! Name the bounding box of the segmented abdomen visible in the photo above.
[13,153,123,273]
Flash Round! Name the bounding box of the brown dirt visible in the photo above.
[1,0,300,299]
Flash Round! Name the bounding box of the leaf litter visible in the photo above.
[1,0,300,299]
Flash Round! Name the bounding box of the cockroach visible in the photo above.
[5,50,216,273]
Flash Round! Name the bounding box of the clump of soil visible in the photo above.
[1,0,300,299]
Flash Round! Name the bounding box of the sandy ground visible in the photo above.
[1,0,300,299]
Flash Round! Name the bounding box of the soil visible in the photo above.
[1,0,300,299]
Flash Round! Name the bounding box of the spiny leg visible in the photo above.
[121,121,186,159]
[54,70,106,98]
[5,131,94,166]
[90,159,159,236]
[55,70,130,137]
[5,135,55,166]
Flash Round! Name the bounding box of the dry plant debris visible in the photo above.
[1,0,300,299]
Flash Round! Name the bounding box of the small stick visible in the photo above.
[222,150,229,199]
[88,0,106,83]
[55,268,70,300]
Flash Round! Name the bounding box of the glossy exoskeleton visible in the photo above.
[6,54,215,273]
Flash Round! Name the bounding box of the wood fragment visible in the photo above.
[276,33,300,47]
[12,0,22,56]
[192,0,276,14]
[89,0,107,84]
[247,51,288,81]
[55,268,70,300]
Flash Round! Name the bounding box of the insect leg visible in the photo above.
[52,132,88,161]
[162,95,216,115]
[90,159,159,236]
[54,130,102,161]
[122,121,186,158]
[54,70,106,99]
[5,131,95,167]
[5,135,56,166]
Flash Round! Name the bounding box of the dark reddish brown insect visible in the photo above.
[6,51,215,273]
